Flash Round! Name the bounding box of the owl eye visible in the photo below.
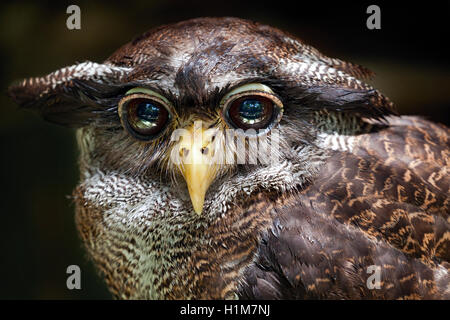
[221,83,283,133]
[118,88,172,141]
[227,96,274,129]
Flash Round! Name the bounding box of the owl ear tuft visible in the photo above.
[326,58,375,81]
[7,61,132,127]
[301,86,397,120]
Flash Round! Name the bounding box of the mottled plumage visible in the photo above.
[8,17,449,299]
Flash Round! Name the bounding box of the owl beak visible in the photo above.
[175,123,218,215]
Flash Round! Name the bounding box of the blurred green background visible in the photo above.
[0,0,449,299]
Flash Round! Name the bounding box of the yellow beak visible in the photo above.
[175,122,218,215]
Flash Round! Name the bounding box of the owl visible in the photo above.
[8,17,450,299]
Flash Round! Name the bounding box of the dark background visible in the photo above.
[0,0,449,299]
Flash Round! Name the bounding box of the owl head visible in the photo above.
[8,17,395,298]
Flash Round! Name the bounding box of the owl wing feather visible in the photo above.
[239,117,450,299]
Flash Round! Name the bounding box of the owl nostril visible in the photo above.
[180,148,189,157]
